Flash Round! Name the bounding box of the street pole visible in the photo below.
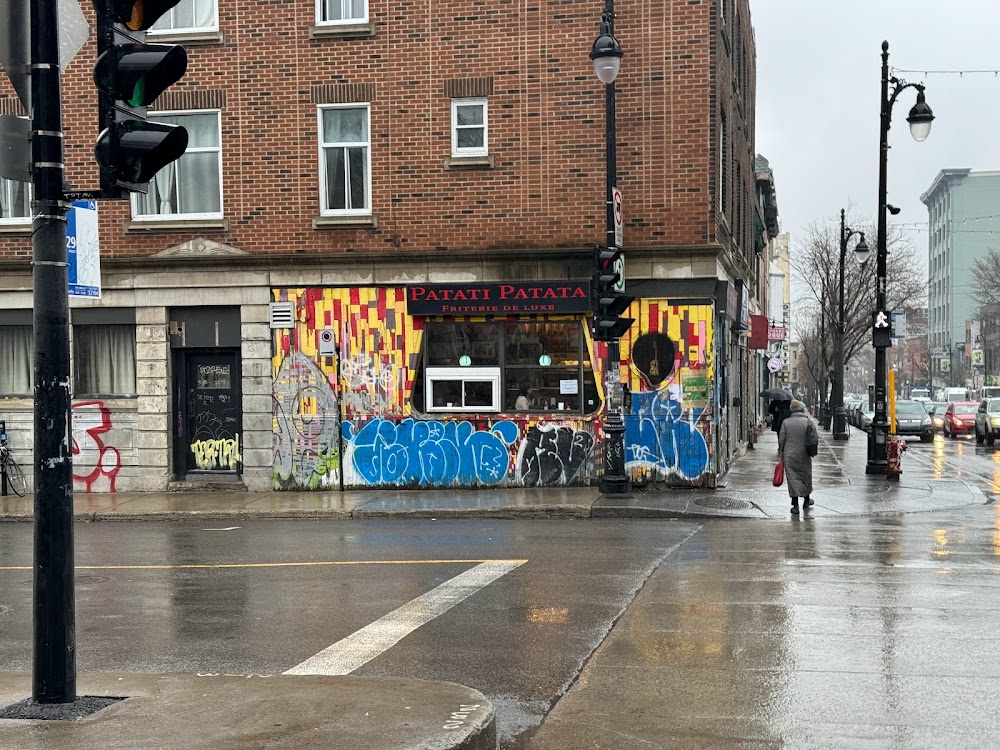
[30,0,76,702]
[866,40,934,473]
[598,0,629,494]
[832,209,860,441]
[868,41,891,475]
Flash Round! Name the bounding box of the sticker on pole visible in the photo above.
[68,200,101,298]
[612,187,623,248]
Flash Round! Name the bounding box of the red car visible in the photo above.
[943,401,980,438]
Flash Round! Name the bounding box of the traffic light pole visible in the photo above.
[30,0,76,703]
[599,28,630,495]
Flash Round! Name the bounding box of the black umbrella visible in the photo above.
[760,388,793,401]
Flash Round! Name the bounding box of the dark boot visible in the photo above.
[803,496,814,508]
[790,498,800,514]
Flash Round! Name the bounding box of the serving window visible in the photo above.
[418,320,599,414]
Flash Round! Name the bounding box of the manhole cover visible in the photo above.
[693,496,754,511]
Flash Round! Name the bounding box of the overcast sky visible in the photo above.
[752,0,1000,273]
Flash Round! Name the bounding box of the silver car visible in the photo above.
[893,400,934,442]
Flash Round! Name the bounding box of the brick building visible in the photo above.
[0,0,760,493]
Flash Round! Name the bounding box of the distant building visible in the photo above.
[921,169,1000,389]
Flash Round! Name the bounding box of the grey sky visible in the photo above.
[752,0,1000,272]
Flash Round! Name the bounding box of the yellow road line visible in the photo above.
[0,558,528,572]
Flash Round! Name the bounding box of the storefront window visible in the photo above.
[419,321,598,414]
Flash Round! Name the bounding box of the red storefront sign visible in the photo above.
[407,281,591,315]
[749,315,769,349]
[768,325,787,341]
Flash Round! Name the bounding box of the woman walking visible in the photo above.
[778,400,819,514]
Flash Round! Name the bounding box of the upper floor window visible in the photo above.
[318,0,367,23]
[0,176,29,223]
[149,0,217,32]
[319,105,371,215]
[451,99,488,157]
[132,110,223,220]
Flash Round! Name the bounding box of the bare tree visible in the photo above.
[792,214,927,372]
[971,248,1000,310]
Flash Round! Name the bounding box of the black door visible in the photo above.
[182,350,242,477]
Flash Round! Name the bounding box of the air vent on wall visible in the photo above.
[268,301,295,329]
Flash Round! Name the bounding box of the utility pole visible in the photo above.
[30,0,76,703]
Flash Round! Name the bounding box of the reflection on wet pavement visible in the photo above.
[528,507,1000,749]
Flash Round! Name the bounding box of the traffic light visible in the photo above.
[591,247,634,340]
[93,0,189,194]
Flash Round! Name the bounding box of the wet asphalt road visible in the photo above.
[0,519,696,746]
[2,435,1000,747]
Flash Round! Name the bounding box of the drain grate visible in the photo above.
[693,495,754,511]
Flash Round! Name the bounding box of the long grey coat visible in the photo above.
[778,412,819,498]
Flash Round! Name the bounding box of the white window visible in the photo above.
[319,105,371,215]
[0,176,29,223]
[426,368,500,413]
[132,111,223,220]
[451,99,488,157]
[317,0,367,23]
[149,0,218,32]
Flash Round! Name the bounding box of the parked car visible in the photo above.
[845,399,862,426]
[859,406,875,432]
[924,401,948,433]
[893,400,934,442]
[974,398,1000,446]
[852,401,869,428]
[943,401,980,439]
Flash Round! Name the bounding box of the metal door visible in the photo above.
[182,350,242,477]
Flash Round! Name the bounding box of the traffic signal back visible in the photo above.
[93,0,189,194]
[592,247,634,340]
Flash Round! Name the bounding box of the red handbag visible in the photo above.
[772,461,784,487]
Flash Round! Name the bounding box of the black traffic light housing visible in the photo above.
[591,246,635,340]
[93,0,189,195]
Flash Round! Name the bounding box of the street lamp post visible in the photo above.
[867,40,934,475]
[590,0,630,494]
[833,209,869,440]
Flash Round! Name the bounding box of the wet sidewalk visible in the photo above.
[0,424,986,521]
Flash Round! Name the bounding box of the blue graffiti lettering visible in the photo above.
[625,389,710,480]
[344,418,519,486]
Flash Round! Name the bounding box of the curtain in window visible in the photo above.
[137,113,219,216]
[0,326,32,394]
[323,0,365,21]
[75,325,136,395]
[0,178,29,219]
[153,0,215,29]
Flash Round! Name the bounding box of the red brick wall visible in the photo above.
[0,0,756,263]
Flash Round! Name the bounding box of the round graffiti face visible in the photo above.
[630,332,676,387]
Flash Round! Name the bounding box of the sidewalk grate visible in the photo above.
[693,496,754,511]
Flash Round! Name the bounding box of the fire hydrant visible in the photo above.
[886,435,906,481]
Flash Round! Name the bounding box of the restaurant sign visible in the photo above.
[407,281,591,315]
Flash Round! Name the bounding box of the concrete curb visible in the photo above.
[0,672,497,750]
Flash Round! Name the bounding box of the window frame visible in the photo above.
[0,157,31,225]
[72,323,138,398]
[451,98,488,158]
[129,108,224,222]
[0,324,33,395]
[315,0,368,25]
[318,103,372,217]
[146,0,219,34]
[425,367,501,413]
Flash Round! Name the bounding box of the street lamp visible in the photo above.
[590,0,630,493]
[867,40,934,475]
[833,209,868,440]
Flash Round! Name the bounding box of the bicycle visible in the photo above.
[0,444,27,497]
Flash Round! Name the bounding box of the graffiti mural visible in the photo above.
[515,424,595,486]
[72,400,122,493]
[272,353,340,490]
[343,418,519,487]
[619,302,716,484]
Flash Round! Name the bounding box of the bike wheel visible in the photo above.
[4,457,27,498]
